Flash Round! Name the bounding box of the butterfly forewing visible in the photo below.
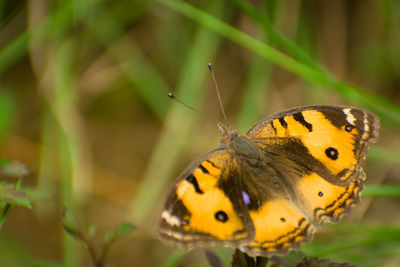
[247,105,378,186]
[246,105,379,224]
[159,149,254,249]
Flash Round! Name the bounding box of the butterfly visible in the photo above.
[159,105,379,256]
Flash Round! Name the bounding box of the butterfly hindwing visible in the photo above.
[296,172,364,223]
[243,199,316,256]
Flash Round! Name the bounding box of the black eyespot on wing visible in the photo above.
[325,147,338,160]
[199,164,209,174]
[279,118,288,128]
[280,217,286,222]
[186,174,204,194]
[293,112,313,131]
[215,211,228,222]
[318,191,323,197]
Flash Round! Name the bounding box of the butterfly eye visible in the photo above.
[325,147,339,160]
[215,211,228,222]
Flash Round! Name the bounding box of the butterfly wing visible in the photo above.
[243,197,316,256]
[246,105,379,224]
[236,105,378,256]
[233,153,318,256]
[158,148,255,249]
[159,105,379,257]
[247,105,378,185]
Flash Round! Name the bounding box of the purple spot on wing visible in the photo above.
[242,190,250,206]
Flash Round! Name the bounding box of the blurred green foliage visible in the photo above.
[0,0,399,266]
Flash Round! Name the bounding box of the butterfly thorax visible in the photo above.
[218,123,264,165]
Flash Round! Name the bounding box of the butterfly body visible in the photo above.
[159,105,379,256]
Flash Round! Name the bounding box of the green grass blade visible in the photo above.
[161,250,186,267]
[236,54,271,132]
[0,2,76,74]
[0,0,168,122]
[157,0,400,127]
[130,0,230,226]
[0,204,11,229]
[48,4,84,265]
[364,185,400,197]
[157,0,334,84]
[369,145,400,165]
[82,4,170,120]
[232,0,320,70]
[28,261,62,267]
[0,91,15,143]
[302,224,400,265]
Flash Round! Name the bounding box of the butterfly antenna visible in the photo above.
[208,63,228,124]
[168,93,218,124]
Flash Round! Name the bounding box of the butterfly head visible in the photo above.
[217,123,238,143]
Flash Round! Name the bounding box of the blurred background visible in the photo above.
[0,0,399,266]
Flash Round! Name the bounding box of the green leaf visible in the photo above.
[0,160,30,178]
[62,208,84,242]
[103,228,114,244]
[114,222,136,239]
[104,222,136,243]
[21,187,51,204]
[0,158,12,167]
[0,182,32,209]
[87,224,96,239]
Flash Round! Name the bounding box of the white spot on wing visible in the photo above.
[364,116,369,131]
[343,108,356,125]
[362,114,369,139]
[170,231,183,239]
[161,211,181,227]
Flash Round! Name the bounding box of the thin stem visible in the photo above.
[79,234,98,267]
[98,237,116,267]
